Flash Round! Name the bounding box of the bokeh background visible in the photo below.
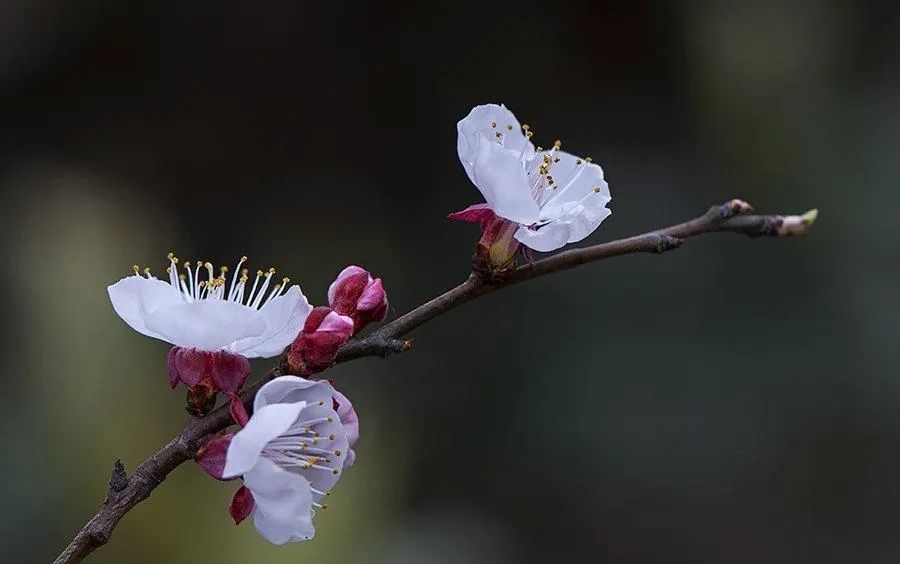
[1,1,897,562]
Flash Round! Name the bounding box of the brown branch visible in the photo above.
[53,199,816,563]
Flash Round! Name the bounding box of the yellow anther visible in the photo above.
[585,157,592,163]
[183,261,191,268]
[167,252,174,260]
[282,277,290,284]
[166,267,172,274]
[526,131,533,138]
[133,265,140,272]
[256,269,264,276]
[335,450,342,456]
[143,267,151,275]
[179,273,186,280]
[522,123,530,130]
[220,266,228,273]
[326,417,333,423]
[576,159,582,165]
[241,268,249,275]
[204,262,213,269]
[553,139,561,148]
[593,186,601,193]
[490,120,497,128]
[268,267,276,274]
[239,275,248,283]
[240,255,248,262]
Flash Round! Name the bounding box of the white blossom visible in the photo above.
[457,104,612,252]
[108,255,311,358]
[223,376,357,544]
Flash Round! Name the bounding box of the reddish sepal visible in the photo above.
[229,486,255,525]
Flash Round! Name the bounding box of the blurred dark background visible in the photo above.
[1,1,898,562]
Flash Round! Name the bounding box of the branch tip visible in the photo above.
[772,208,819,237]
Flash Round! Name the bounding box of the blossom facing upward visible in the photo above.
[109,255,312,356]
[108,254,312,415]
[327,266,388,335]
[216,376,359,544]
[452,104,612,261]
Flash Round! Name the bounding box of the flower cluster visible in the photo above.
[108,260,385,542]
[104,103,612,546]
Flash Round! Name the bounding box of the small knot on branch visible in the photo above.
[650,234,684,253]
[133,466,163,488]
[88,529,111,547]
[376,337,412,357]
[715,199,754,220]
[108,460,128,494]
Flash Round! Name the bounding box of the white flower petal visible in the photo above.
[560,199,612,244]
[223,401,307,478]
[471,133,541,225]
[253,375,333,414]
[536,151,610,221]
[513,221,572,252]
[143,299,265,351]
[244,458,316,544]
[107,276,184,342]
[457,103,533,184]
[233,285,312,358]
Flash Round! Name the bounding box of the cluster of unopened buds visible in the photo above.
[105,103,618,544]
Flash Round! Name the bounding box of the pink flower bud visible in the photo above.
[286,307,354,375]
[328,266,389,334]
[449,203,520,278]
[167,347,251,416]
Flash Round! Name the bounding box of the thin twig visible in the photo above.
[53,199,816,563]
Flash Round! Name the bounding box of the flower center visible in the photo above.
[260,402,346,504]
[488,119,605,224]
[133,254,292,309]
